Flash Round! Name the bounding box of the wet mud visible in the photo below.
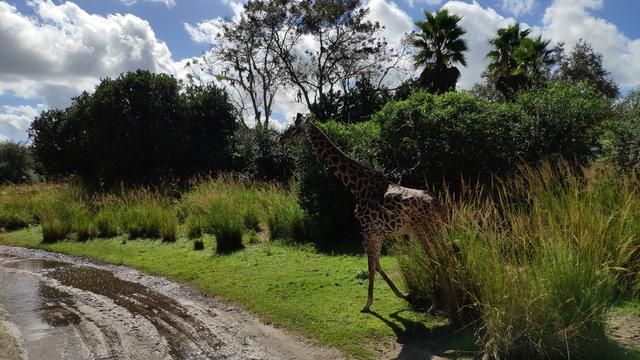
[0,246,343,360]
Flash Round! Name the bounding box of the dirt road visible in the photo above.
[0,245,343,360]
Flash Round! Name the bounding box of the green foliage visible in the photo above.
[412,9,468,94]
[213,214,244,254]
[310,77,392,123]
[514,81,610,163]
[232,127,294,183]
[375,83,609,189]
[38,191,79,243]
[556,40,619,99]
[94,203,122,238]
[396,162,632,358]
[486,24,557,98]
[182,176,303,243]
[294,120,382,245]
[611,90,640,171]
[29,70,236,188]
[375,91,521,188]
[0,142,40,184]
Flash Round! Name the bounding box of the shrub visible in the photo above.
[396,162,630,358]
[266,201,305,242]
[610,90,640,172]
[375,82,610,191]
[293,120,381,245]
[232,127,294,183]
[0,142,40,184]
[375,91,522,189]
[186,214,206,239]
[73,203,98,241]
[193,239,205,250]
[514,81,610,164]
[214,214,244,254]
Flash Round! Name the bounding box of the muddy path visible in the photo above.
[0,245,343,360]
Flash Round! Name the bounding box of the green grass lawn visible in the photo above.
[0,226,474,359]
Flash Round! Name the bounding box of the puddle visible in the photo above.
[0,255,221,358]
[1,257,69,271]
[0,268,89,359]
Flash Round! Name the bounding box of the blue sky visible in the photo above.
[1,0,640,142]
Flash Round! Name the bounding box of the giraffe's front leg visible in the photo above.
[360,254,376,313]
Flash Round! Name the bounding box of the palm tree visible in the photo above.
[487,24,556,98]
[486,23,531,97]
[411,9,468,94]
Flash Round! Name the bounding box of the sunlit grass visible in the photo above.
[397,162,640,359]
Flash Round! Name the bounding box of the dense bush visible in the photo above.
[375,91,521,188]
[232,127,294,183]
[293,120,381,246]
[29,70,236,188]
[375,82,610,190]
[514,81,610,164]
[0,142,40,184]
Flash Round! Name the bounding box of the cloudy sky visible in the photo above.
[1,0,640,142]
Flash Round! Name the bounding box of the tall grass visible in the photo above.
[396,162,638,358]
[0,183,64,230]
[122,191,177,242]
[182,175,304,243]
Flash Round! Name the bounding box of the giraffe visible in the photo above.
[280,113,442,312]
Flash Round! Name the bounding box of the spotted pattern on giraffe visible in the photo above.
[280,114,442,312]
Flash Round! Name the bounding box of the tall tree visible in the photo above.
[309,76,391,123]
[30,71,237,188]
[411,9,468,94]
[512,36,556,84]
[556,39,619,99]
[188,6,285,130]
[486,24,556,98]
[486,24,531,97]
[256,0,395,121]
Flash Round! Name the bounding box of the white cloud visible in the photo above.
[406,0,443,8]
[185,18,226,44]
[443,1,517,89]
[121,0,176,8]
[542,0,640,88]
[500,0,535,16]
[0,104,46,142]
[0,0,185,140]
[184,0,243,44]
[368,0,414,47]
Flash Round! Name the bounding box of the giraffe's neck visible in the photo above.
[304,123,388,199]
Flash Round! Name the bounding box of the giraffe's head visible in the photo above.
[279,113,309,145]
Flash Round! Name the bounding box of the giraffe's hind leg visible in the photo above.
[376,262,408,300]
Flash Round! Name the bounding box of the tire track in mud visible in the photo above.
[0,246,344,360]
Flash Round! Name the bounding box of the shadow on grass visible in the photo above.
[367,309,476,359]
